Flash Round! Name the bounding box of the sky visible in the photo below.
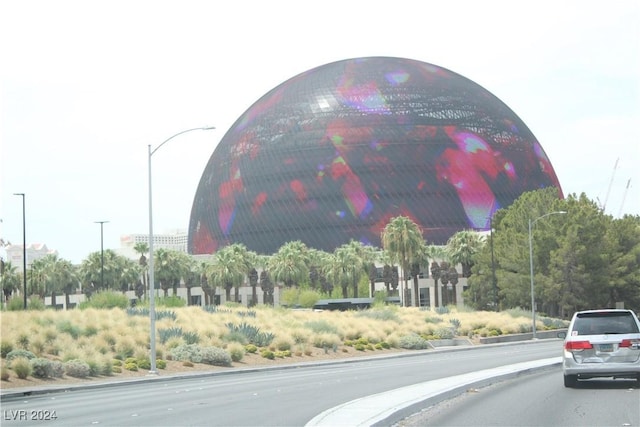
[1,0,638,264]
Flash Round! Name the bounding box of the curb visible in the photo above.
[305,357,561,427]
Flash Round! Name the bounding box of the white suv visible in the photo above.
[560,309,640,388]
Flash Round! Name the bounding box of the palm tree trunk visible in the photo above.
[433,280,439,308]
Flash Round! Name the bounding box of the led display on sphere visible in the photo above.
[189,57,563,255]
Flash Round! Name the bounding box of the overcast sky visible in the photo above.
[1,0,638,264]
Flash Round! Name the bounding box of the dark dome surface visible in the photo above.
[189,57,562,255]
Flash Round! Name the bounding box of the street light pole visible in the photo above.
[529,210,566,339]
[13,193,27,310]
[148,126,215,374]
[94,221,109,288]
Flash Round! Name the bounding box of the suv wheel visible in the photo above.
[564,374,578,388]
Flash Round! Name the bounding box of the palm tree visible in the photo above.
[199,260,216,305]
[115,256,139,294]
[154,249,185,297]
[332,245,356,298]
[133,242,149,295]
[207,245,246,303]
[183,255,201,305]
[446,230,483,278]
[332,241,376,298]
[381,216,425,307]
[409,243,430,307]
[1,260,20,303]
[430,260,441,308]
[268,241,310,289]
[29,254,75,308]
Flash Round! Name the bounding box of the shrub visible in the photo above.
[226,343,245,362]
[433,326,456,339]
[27,297,46,310]
[1,366,9,381]
[49,361,64,378]
[1,340,13,358]
[12,357,32,379]
[244,344,258,354]
[79,291,129,309]
[124,362,138,371]
[260,349,275,359]
[137,358,151,370]
[155,295,186,308]
[170,344,202,363]
[274,350,291,358]
[6,297,25,311]
[200,346,232,366]
[30,358,54,378]
[280,288,299,307]
[6,349,36,362]
[182,361,194,367]
[156,359,167,369]
[298,289,321,308]
[64,359,91,378]
[398,334,431,350]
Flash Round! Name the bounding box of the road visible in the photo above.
[398,367,640,426]
[1,340,561,426]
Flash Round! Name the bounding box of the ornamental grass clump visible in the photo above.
[226,342,245,362]
[12,357,32,379]
[1,340,13,358]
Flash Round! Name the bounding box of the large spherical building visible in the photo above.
[189,57,562,255]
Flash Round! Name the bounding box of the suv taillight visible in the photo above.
[565,341,593,351]
[620,339,640,348]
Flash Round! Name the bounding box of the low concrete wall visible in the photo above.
[479,329,566,344]
[429,338,473,348]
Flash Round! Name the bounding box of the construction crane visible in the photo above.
[618,178,631,217]
[602,158,619,212]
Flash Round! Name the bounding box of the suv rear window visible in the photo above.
[573,312,640,335]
